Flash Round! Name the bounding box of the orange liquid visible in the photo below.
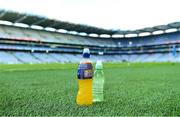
[76,79,93,105]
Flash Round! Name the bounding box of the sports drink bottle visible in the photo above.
[93,60,105,102]
[76,48,93,105]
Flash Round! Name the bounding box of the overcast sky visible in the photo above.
[0,0,180,30]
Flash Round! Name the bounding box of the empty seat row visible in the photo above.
[0,51,180,64]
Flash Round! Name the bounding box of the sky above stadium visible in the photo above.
[0,0,180,30]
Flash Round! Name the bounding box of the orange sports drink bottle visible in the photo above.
[76,48,93,106]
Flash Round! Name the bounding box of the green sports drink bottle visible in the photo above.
[93,60,105,102]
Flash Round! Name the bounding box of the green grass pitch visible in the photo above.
[0,62,180,116]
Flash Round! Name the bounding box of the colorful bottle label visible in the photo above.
[77,63,93,79]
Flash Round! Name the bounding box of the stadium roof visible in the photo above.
[0,10,180,37]
[0,10,116,35]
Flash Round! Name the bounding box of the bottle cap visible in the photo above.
[82,48,90,58]
[95,60,103,69]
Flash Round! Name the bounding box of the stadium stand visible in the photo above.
[0,10,180,64]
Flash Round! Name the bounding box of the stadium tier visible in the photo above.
[0,11,180,64]
[0,24,180,64]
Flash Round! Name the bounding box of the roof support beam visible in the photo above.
[0,12,6,18]
[32,19,47,25]
[15,15,27,23]
[49,22,60,27]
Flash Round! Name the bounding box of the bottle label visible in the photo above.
[77,63,93,79]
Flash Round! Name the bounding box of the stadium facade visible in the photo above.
[0,10,180,64]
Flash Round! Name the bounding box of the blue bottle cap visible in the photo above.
[82,48,90,58]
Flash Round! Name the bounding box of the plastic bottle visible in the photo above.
[76,48,93,105]
[93,60,105,102]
